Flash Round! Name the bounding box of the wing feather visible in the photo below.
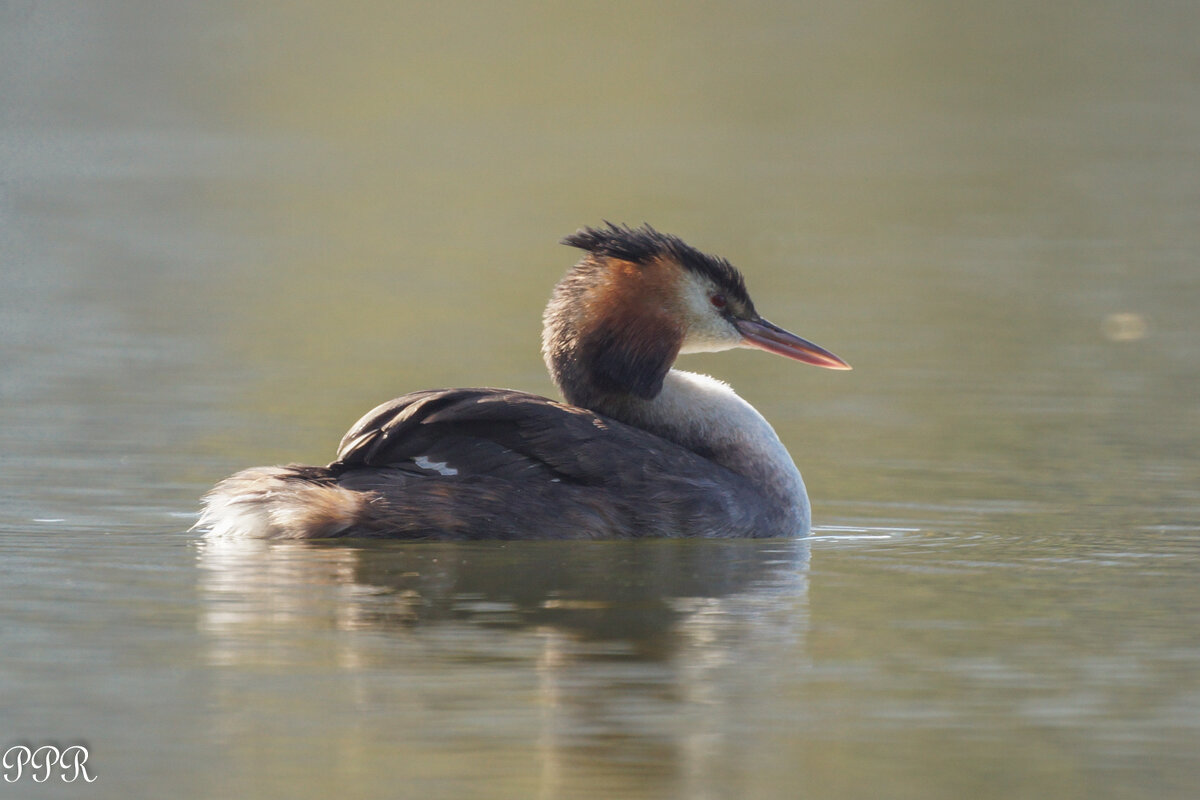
[324,388,776,537]
[332,389,677,485]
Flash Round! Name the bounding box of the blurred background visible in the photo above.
[2,2,1198,798]
[4,1,1197,517]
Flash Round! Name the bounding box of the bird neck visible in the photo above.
[554,363,810,529]
[633,369,804,487]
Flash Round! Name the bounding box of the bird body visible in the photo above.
[197,224,849,540]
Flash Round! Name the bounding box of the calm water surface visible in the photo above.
[2,2,1198,798]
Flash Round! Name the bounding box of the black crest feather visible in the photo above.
[561,222,752,308]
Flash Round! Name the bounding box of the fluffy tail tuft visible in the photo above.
[194,465,367,539]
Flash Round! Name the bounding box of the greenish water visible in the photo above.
[2,2,1198,798]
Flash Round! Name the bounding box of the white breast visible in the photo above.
[627,369,809,530]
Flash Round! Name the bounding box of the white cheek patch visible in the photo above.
[413,455,458,476]
[677,277,743,354]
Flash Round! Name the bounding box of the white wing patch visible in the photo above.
[413,455,458,476]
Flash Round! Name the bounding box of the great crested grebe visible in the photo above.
[197,223,850,540]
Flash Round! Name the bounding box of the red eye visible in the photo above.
[709,293,727,309]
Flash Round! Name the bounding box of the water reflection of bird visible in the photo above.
[197,223,849,540]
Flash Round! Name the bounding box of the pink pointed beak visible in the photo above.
[735,317,852,370]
